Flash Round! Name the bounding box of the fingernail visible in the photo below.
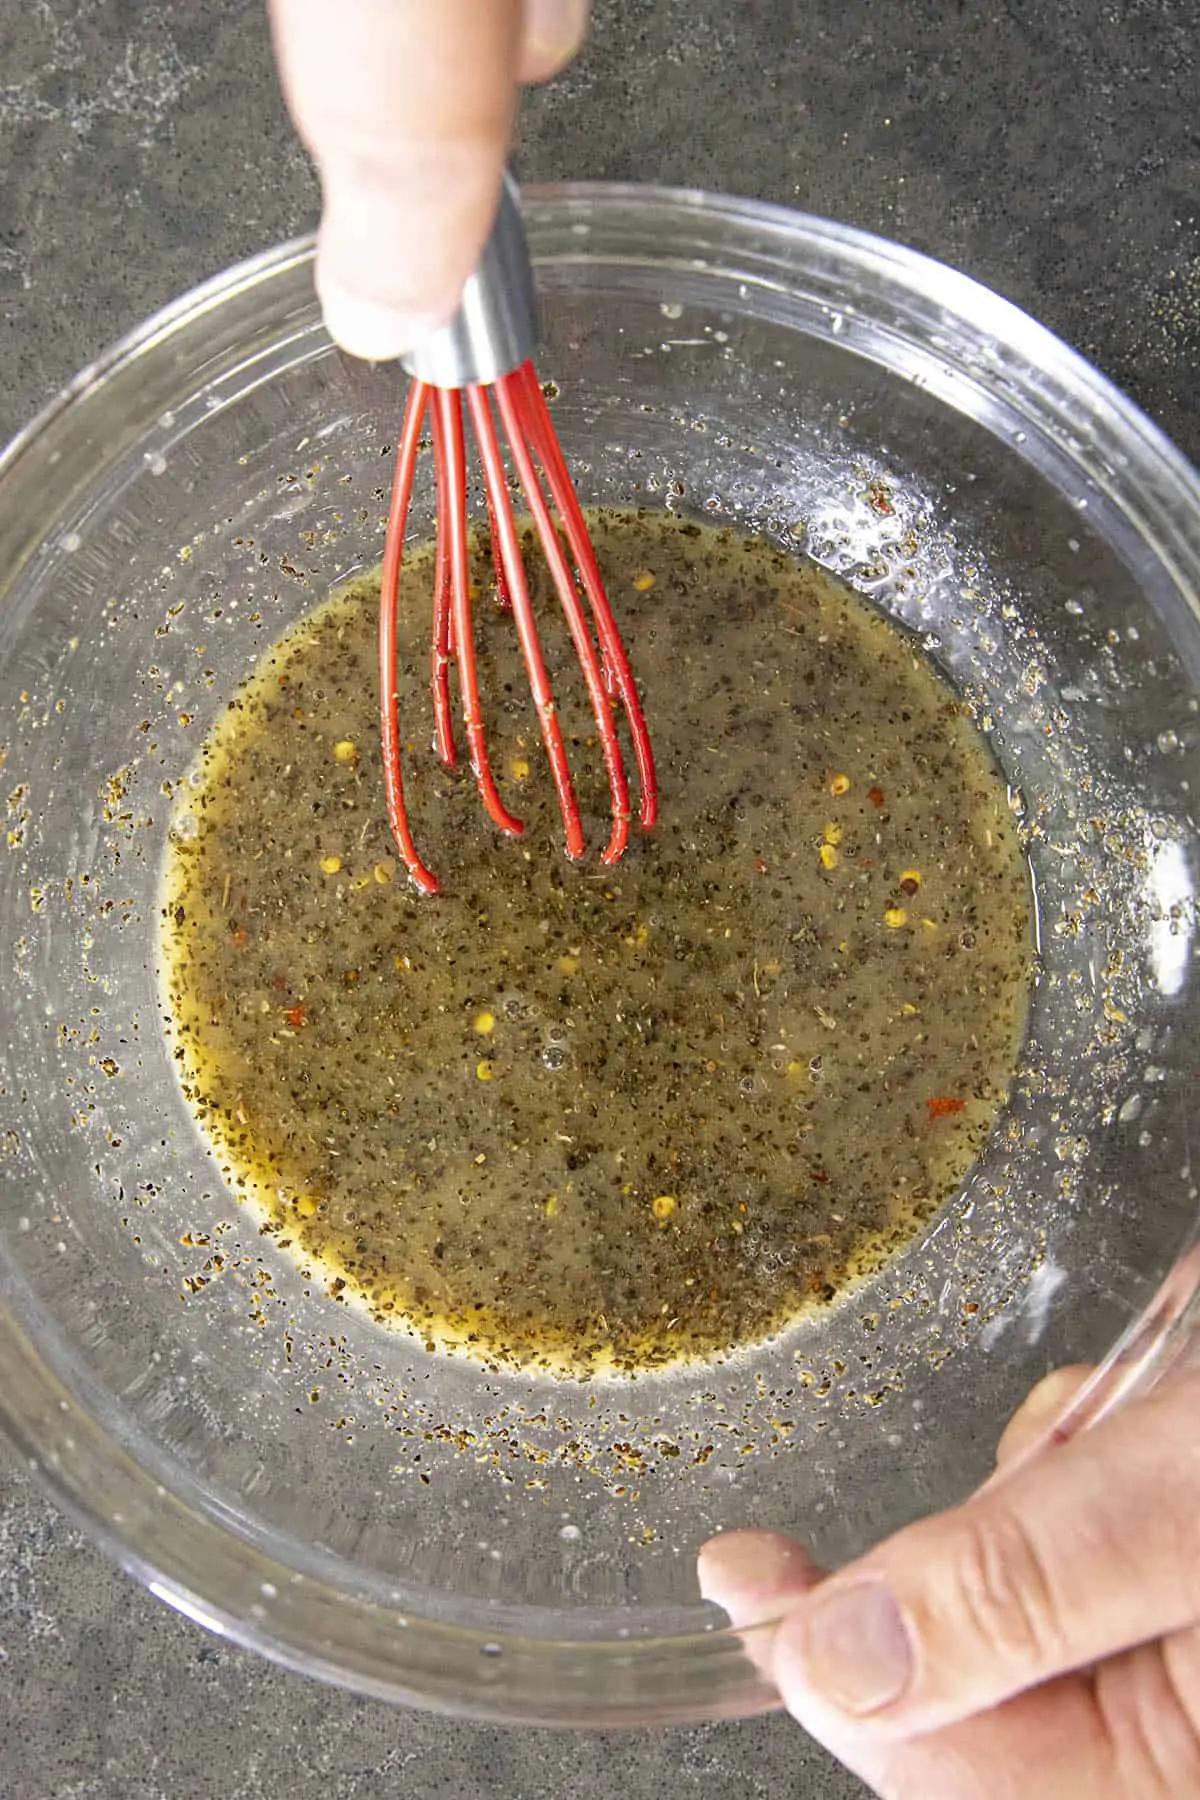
[803,1578,914,1715]
[523,0,589,59]
[316,278,439,364]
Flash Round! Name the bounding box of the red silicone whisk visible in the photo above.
[378,174,657,894]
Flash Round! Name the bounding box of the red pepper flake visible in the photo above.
[284,1003,308,1029]
[926,1095,966,1121]
[867,785,886,808]
[866,479,895,516]
[230,926,247,949]
[809,1168,830,1183]
[754,856,768,874]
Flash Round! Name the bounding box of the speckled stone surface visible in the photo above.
[0,2,1196,1795]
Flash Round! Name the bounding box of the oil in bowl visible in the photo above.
[160,508,1034,1377]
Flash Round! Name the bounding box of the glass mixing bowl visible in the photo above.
[1,186,1198,1727]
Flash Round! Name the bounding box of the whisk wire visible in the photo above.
[491,365,633,864]
[429,389,458,768]
[467,381,587,860]
[482,477,513,614]
[515,363,659,831]
[433,385,525,841]
[378,379,440,895]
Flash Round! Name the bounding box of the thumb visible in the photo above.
[763,1373,1200,1745]
[269,0,527,361]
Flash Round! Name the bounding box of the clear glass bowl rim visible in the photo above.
[1,181,1198,1728]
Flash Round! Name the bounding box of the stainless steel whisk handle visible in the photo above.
[400,171,538,389]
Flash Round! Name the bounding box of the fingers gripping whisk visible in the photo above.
[377,177,657,895]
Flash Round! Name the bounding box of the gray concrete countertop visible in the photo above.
[0,3,1195,1796]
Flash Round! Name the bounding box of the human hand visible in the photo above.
[267,0,588,360]
[700,1366,1200,1798]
